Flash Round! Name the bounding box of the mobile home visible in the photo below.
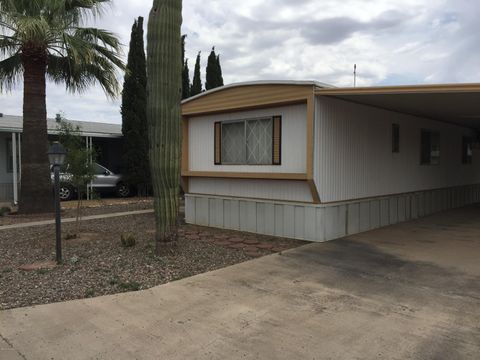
[181,81,480,241]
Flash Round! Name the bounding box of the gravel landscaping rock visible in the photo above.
[0,212,308,310]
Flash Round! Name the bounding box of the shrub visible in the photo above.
[121,233,136,248]
[118,281,141,292]
[0,207,11,217]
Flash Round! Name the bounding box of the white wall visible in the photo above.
[315,96,480,203]
[189,178,313,202]
[189,104,307,174]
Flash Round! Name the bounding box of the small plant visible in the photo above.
[0,207,11,217]
[109,277,119,286]
[121,233,136,248]
[65,233,77,240]
[69,255,80,265]
[37,269,49,275]
[2,268,13,273]
[85,289,95,298]
[117,281,141,292]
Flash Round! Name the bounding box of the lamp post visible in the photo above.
[48,142,67,264]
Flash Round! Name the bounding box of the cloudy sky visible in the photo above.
[1,0,479,124]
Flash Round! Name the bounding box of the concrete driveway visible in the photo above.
[1,205,480,360]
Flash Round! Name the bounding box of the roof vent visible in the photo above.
[0,113,3,117]
[55,113,62,122]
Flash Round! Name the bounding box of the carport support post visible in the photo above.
[54,165,62,263]
[11,133,18,205]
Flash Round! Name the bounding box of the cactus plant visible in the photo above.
[147,0,183,254]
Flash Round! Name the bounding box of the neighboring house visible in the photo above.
[181,80,480,242]
[0,114,122,204]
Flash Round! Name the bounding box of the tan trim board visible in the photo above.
[306,94,315,180]
[182,84,315,116]
[307,179,321,204]
[182,171,308,181]
[315,82,480,96]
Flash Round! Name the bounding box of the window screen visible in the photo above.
[220,118,275,165]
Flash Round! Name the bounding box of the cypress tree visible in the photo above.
[205,47,216,90]
[121,17,150,195]
[206,47,224,90]
[216,53,224,87]
[191,51,202,96]
[181,35,190,99]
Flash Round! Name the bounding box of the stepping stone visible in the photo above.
[243,239,260,245]
[185,235,201,241]
[213,234,229,240]
[272,247,288,253]
[244,245,260,252]
[256,243,275,250]
[227,238,244,244]
[214,240,231,246]
[228,243,245,249]
[19,261,57,271]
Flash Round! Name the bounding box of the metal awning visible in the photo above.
[315,83,480,130]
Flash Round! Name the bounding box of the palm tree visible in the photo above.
[0,0,124,214]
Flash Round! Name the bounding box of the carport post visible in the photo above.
[11,132,18,205]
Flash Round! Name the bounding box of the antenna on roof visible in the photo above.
[353,64,357,88]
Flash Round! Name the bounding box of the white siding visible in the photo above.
[189,104,307,173]
[186,184,480,242]
[315,96,480,203]
[189,178,313,203]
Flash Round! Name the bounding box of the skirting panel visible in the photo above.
[0,183,13,202]
[185,184,480,242]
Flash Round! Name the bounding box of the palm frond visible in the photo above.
[0,52,22,91]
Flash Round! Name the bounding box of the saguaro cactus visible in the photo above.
[147,0,183,254]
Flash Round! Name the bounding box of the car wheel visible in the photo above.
[116,183,131,198]
[59,185,74,201]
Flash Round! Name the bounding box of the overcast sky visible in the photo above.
[1,0,479,124]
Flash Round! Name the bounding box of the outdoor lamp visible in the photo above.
[48,142,67,167]
[48,142,66,264]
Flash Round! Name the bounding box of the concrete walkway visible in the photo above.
[1,206,479,359]
[0,209,154,230]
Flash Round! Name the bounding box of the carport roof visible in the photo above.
[315,83,480,130]
[0,114,122,138]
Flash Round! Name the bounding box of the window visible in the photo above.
[6,138,13,173]
[420,130,440,165]
[215,116,281,165]
[392,123,400,153]
[462,137,473,164]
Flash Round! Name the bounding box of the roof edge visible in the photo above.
[182,80,334,104]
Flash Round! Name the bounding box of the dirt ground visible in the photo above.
[0,211,308,310]
[0,197,154,226]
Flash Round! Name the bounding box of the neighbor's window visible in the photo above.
[392,123,400,153]
[462,137,473,164]
[215,116,282,165]
[420,130,440,165]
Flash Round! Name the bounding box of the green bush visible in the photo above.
[121,233,136,248]
[0,207,11,217]
[118,281,141,292]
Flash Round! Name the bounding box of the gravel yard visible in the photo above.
[0,212,308,310]
[0,197,154,226]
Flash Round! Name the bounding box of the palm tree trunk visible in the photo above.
[18,49,54,214]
